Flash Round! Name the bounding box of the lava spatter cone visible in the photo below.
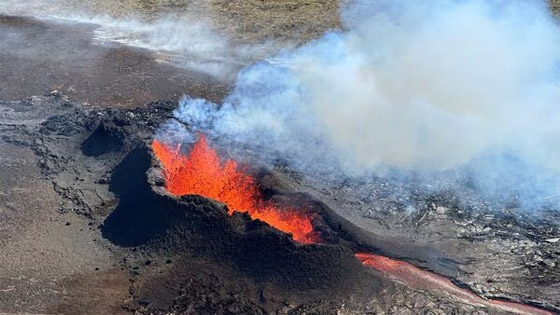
[152,134,318,244]
[150,135,556,315]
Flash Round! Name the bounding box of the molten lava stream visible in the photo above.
[152,135,552,314]
[356,253,553,315]
[152,135,317,244]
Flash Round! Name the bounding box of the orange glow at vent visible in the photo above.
[152,135,317,244]
[152,136,553,314]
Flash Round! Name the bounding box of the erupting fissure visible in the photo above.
[151,135,552,314]
[152,135,317,244]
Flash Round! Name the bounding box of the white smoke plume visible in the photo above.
[87,16,276,78]
[165,0,560,210]
[0,0,276,78]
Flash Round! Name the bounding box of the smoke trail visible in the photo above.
[86,15,276,78]
[0,0,277,78]
[163,0,560,211]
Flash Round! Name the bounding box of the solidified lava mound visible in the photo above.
[100,142,378,313]
[110,134,557,314]
[10,95,384,313]
[81,122,125,157]
[5,95,557,313]
[101,146,169,246]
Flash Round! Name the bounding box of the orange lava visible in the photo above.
[356,253,553,315]
[152,135,316,244]
[151,135,551,314]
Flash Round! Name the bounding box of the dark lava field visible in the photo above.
[0,1,559,315]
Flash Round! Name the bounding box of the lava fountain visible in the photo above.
[152,134,317,244]
[152,134,553,314]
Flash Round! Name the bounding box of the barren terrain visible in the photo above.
[0,1,559,314]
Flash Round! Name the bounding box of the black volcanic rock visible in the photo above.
[2,94,556,313]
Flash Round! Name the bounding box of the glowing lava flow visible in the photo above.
[356,253,553,315]
[152,135,552,314]
[152,135,316,244]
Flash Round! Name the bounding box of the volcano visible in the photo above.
[148,132,556,315]
[1,2,560,314]
[152,135,317,244]
[0,91,557,314]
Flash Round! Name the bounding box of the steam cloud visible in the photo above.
[163,0,560,210]
[0,0,275,78]
[88,16,275,78]
[5,0,559,210]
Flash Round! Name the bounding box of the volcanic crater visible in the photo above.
[1,4,560,314]
[0,93,555,314]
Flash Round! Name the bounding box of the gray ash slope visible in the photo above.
[0,94,557,313]
[273,165,560,311]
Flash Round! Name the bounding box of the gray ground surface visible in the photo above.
[0,0,341,44]
[0,15,227,108]
[273,170,560,311]
[0,95,501,314]
[0,0,341,108]
[0,97,128,314]
[0,1,559,314]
